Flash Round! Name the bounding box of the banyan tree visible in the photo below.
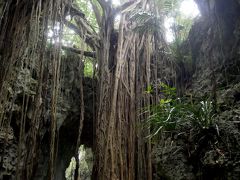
[0,0,170,179]
[2,0,240,179]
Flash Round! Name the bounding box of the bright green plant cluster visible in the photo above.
[144,83,215,138]
[83,58,94,77]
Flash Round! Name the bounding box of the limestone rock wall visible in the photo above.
[153,0,240,179]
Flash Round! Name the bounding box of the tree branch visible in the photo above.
[90,0,102,26]
[114,0,141,14]
[74,16,97,37]
[65,4,85,18]
[63,19,98,49]
[96,0,110,11]
[62,45,96,58]
[68,4,97,35]
[64,4,101,49]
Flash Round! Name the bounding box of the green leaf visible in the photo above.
[145,85,153,94]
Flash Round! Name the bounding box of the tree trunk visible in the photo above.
[94,1,160,179]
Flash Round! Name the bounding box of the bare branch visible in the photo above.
[114,1,135,14]
[63,19,98,49]
[62,45,96,58]
[96,0,110,11]
[74,16,97,37]
[90,0,102,26]
[65,4,85,18]
[67,4,97,35]
[64,4,100,49]
[116,0,141,14]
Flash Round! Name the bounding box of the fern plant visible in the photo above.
[143,83,216,138]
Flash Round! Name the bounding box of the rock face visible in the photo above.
[0,127,17,179]
[0,52,95,180]
[65,145,93,180]
[190,0,240,98]
[45,55,95,180]
[153,0,240,179]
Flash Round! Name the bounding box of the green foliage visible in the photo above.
[187,100,215,129]
[169,16,193,62]
[144,83,181,138]
[159,82,176,96]
[144,83,216,138]
[84,58,94,77]
[74,0,99,32]
[62,27,82,46]
[129,10,160,34]
[159,0,195,43]
[168,10,194,63]
[172,15,193,42]
[145,85,153,94]
[127,0,183,34]
[157,0,183,15]
[61,0,100,47]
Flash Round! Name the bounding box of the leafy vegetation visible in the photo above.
[73,0,99,32]
[83,58,94,77]
[169,15,193,66]
[144,83,216,138]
